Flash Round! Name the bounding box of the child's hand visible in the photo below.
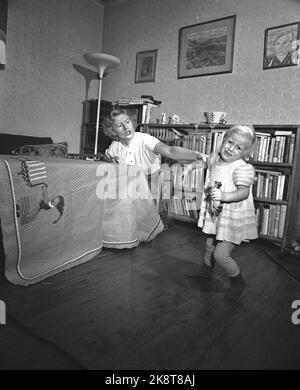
[210,188,223,201]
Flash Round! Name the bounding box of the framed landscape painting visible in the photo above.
[178,15,236,79]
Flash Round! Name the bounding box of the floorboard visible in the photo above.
[0,219,300,370]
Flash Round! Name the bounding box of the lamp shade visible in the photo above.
[83,52,120,77]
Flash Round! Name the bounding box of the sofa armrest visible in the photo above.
[0,133,53,155]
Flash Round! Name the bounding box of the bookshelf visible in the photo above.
[112,98,161,125]
[251,125,300,253]
[141,123,300,253]
[142,123,230,224]
[80,99,113,154]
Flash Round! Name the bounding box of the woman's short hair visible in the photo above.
[102,108,136,140]
[102,116,118,140]
[102,108,125,140]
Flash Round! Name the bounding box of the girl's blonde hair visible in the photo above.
[223,124,257,160]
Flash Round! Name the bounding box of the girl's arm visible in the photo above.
[211,162,255,203]
[211,185,250,203]
[154,141,207,163]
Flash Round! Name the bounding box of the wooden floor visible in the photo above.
[0,217,300,370]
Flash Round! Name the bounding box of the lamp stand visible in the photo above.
[83,52,120,156]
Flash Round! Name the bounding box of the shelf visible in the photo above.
[173,187,202,194]
[143,123,231,131]
[251,161,293,168]
[258,234,282,243]
[254,198,288,205]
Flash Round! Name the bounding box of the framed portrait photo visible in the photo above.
[135,49,157,83]
[178,15,236,79]
[263,22,300,70]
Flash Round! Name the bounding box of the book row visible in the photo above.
[256,203,287,238]
[252,132,295,164]
[253,169,289,201]
[168,198,199,220]
[170,164,204,191]
[168,198,287,239]
[181,134,208,154]
[148,128,178,142]
[147,128,296,166]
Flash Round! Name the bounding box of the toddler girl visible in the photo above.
[197,125,258,301]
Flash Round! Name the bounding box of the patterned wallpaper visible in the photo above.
[102,0,300,126]
[0,0,104,153]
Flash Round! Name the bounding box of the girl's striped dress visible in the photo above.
[198,153,258,245]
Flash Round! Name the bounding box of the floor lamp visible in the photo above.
[83,52,120,156]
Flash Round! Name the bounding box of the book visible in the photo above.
[278,205,287,238]
[274,130,292,136]
[272,136,281,163]
[288,133,295,164]
[268,204,276,237]
[283,134,291,163]
[273,205,281,237]
[268,137,276,162]
[261,205,270,235]
[276,174,286,200]
[271,174,279,199]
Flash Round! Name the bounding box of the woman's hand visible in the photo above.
[105,152,119,164]
[195,151,208,163]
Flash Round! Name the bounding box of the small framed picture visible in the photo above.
[263,22,300,70]
[135,49,157,83]
[178,15,236,79]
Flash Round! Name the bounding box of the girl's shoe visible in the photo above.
[224,273,246,301]
[197,263,214,278]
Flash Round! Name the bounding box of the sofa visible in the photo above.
[0,133,54,155]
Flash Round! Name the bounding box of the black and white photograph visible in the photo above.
[0,0,300,376]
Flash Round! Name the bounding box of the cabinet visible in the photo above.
[80,99,113,154]
[141,123,300,253]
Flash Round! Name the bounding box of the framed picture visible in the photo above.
[135,49,157,83]
[178,15,236,79]
[263,22,300,70]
